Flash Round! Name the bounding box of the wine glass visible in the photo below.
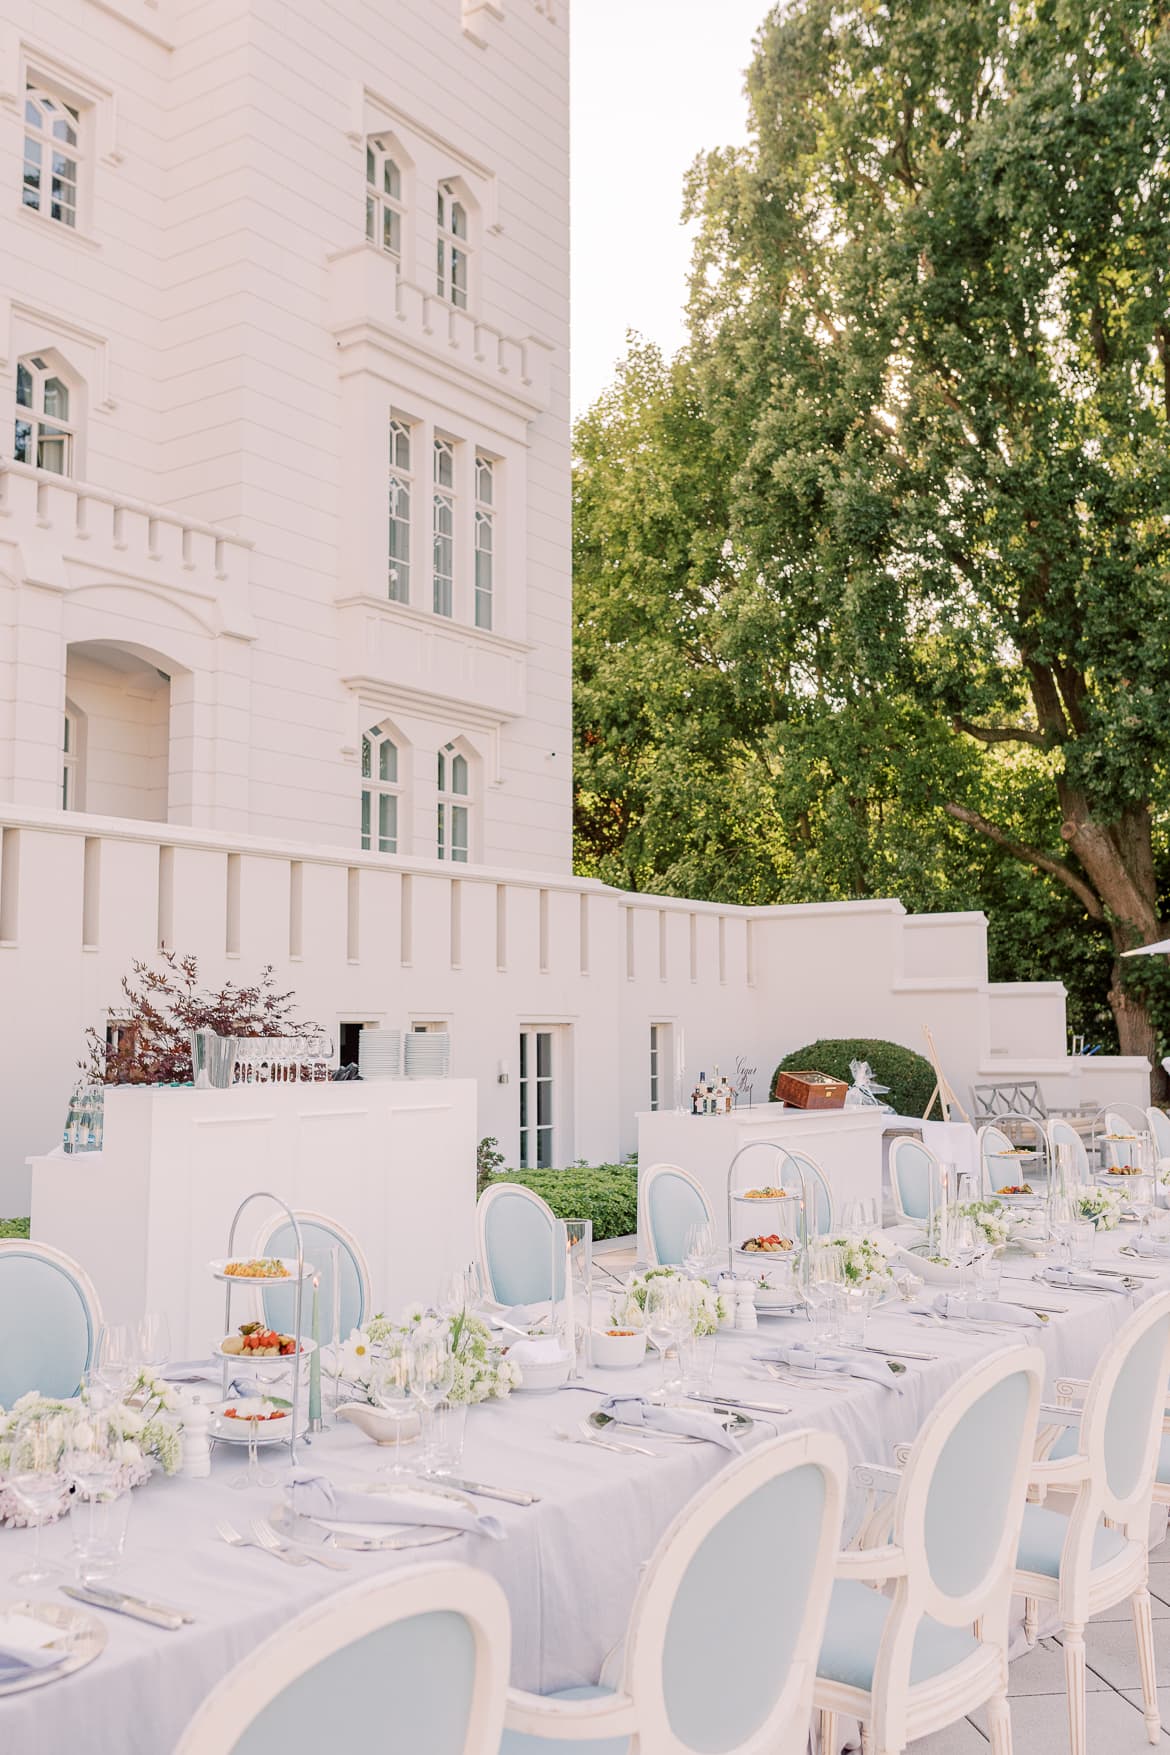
[840,1197,879,1237]
[644,1281,679,1403]
[62,1406,128,1583]
[369,1334,419,1478]
[683,1222,715,1279]
[409,1332,456,1477]
[138,1313,171,1382]
[93,1323,141,1405]
[6,1408,68,1584]
[950,1213,982,1313]
[804,1241,845,1353]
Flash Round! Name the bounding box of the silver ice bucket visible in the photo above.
[190,1030,239,1089]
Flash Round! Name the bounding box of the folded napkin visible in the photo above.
[161,1360,221,1383]
[752,1343,900,1392]
[599,1394,741,1452]
[0,1613,70,1682]
[286,1470,504,1540]
[909,1294,1042,1329]
[1040,1267,1128,1295]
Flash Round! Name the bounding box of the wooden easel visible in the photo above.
[921,1024,970,1123]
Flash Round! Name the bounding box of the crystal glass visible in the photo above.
[563,1220,593,1375]
[1070,1219,1095,1270]
[837,1283,872,1346]
[839,1197,879,1236]
[6,1408,68,1584]
[93,1323,141,1406]
[644,1280,680,1402]
[683,1222,715,1279]
[228,1409,279,1492]
[369,1334,419,1478]
[409,1332,456,1476]
[62,1406,128,1583]
[804,1241,845,1352]
[138,1313,171,1381]
[1047,1190,1077,1264]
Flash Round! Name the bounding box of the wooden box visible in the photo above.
[771,1069,849,1110]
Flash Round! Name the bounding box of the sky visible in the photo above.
[569,0,769,416]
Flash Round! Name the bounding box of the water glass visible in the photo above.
[93,1323,142,1405]
[805,1241,845,1351]
[428,1401,468,1477]
[409,1333,456,1475]
[138,1313,171,1381]
[369,1335,419,1478]
[6,1409,68,1584]
[644,1281,680,1402]
[1070,1220,1095,1271]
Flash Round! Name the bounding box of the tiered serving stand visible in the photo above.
[725,1141,810,1310]
[212,1191,315,1462]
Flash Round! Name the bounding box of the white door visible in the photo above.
[519,1027,559,1169]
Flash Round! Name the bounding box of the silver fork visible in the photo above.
[760,1364,850,1394]
[216,1519,308,1567]
[252,1518,350,1571]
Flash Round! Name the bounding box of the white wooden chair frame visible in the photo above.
[503,1428,846,1755]
[975,1122,1018,1199]
[0,1238,104,1394]
[637,1161,715,1267]
[175,1563,510,1755]
[475,1179,560,1306]
[887,1134,941,1226]
[1146,1106,1170,1171]
[250,1206,373,1330]
[816,1346,1045,1755]
[1015,1290,1170,1755]
[1046,1116,1091,1184]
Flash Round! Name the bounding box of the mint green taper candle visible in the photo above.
[308,1276,321,1425]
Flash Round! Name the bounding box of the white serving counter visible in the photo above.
[29,1080,477,1356]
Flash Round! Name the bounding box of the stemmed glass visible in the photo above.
[683,1222,715,1280]
[138,1314,171,1391]
[62,1406,128,1583]
[409,1332,456,1477]
[93,1323,141,1405]
[369,1334,419,1479]
[804,1241,845,1352]
[644,1281,680,1403]
[6,1408,68,1584]
[228,1408,280,1492]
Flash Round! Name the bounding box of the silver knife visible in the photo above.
[441,1477,541,1506]
[71,1581,195,1624]
[62,1585,184,1631]
[688,1392,791,1416]
[844,1344,938,1362]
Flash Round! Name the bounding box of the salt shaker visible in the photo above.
[716,1276,738,1328]
[734,1279,758,1331]
[177,1391,212,1479]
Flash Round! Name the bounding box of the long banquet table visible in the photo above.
[6,1233,1170,1755]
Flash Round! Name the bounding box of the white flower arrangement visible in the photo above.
[0,1375,183,1528]
[1072,1184,1122,1230]
[340,1308,521,1406]
[614,1268,728,1338]
[954,1199,1012,1250]
[825,1233,896,1287]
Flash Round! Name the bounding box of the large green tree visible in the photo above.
[651,0,1170,1070]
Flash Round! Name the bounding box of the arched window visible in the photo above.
[360,725,401,853]
[23,82,80,229]
[474,452,494,630]
[437,742,470,862]
[436,181,469,309]
[14,355,75,475]
[366,137,405,263]
[388,417,412,604]
[432,436,456,617]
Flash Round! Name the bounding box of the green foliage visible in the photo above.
[485,1165,638,1242]
[0,1218,30,1240]
[476,1136,506,1196]
[772,1040,937,1120]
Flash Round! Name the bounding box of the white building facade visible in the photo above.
[0,0,1147,1212]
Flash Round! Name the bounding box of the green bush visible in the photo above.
[0,1217,30,1239]
[485,1164,637,1241]
[772,1039,936,1119]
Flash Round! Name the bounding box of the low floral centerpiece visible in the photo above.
[340,1309,521,1404]
[612,1267,728,1336]
[1072,1184,1123,1231]
[826,1233,896,1287]
[0,1375,183,1527]
[953,1199,1013,1250]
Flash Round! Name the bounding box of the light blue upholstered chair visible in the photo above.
[0,1241,102,1406]
[501,1427,846,1755]
[639,1163,714,1267]
[175,1564,510,1755]
[1017,1291,1170,1755]
[476,1183,565,1307]
[1148,1105,1170,1166]
[976,1123,1015,1197]
[786,1150,834,1236]
[816,1346,1045,1755]
[1047,1117,1090,1183]
[253,1211,370,1338]
[888,1136,941,1224]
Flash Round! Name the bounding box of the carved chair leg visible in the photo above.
[1132,1587,1161,1744]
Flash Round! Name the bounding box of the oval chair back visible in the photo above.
[976,1124,1016,1197]
[476,1182,564,1307]
[888,1136,940,1224]
[175,1564,510,1755]
[1147,1106,1170,1165]
[1047,1118,1090,1185]
[620,1428,846,1755]
[640,1163,714,1267]
[0,1241,102,1405]
[1076,1291,1170,1551]
[1102,1104,1155,1172]
[785,1150,834,1235]
[253,1211,371,1340]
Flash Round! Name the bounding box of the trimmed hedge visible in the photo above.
[485,1164,637,1242]
[772,1039,936,1119]
[0,1217,30,1239]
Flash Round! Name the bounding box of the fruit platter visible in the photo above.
[217,1322,314,1360]
[208,1396,298,1445]
[738,1233,794,1254]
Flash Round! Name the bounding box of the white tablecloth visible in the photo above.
[4,1234,1167,1755]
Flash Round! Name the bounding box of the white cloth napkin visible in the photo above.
[598,1394,741,1451]
[286,1470,505,1540]
[1040,1267,1129,1295]
[752,1343,901,1391]
[0,1612,70,1681]
[909,1294,1042,1328]
[495,1303,553,1332]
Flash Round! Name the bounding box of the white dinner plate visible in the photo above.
[0,1601,106,1698]
[208,1397,300,1445]
[214,1336,317,1364]
[209,1258,315,1285]
[270,1485,474,1551]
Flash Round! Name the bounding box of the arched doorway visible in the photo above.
[63,642,171,822]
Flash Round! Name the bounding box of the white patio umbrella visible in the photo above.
[1122,939,1170,957]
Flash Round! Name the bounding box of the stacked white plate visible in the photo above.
[358,1029,401,1080]
[404,1031,450,1078]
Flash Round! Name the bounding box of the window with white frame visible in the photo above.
[649,1023,662,1111]
[436,181,469,309]
[22,82,81,229]
[365,136,405,262]
[360,724,402,853]
[519,1028,555,1169]
[432,437,455,617]
[14,355,75,475]
[436,742,470,862]
[474,453,494,631]
[62,707,79,810]
[388,418,412,604]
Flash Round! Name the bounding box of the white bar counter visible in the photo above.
[29,1079,477,1356]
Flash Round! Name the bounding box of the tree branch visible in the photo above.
[943,802,1104,918]
[952,717,1046,748]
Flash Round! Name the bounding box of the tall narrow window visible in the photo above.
[649,1024,661,1112]
[436,742,469,862]
[432,437,455,617]
[360,725,401,853]
[519,1028,554,1169]
[388,418,412,604]
[23,83,80,228]
[474,453,494,631]
[62,709,78,810]
[365,138,404,262]
[436,181,469,308]
[14,356,74,475]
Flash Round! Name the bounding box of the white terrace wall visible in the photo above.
[0,805,1150,1214]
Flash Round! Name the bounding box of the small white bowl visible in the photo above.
[335,1403,422,1445]
[590,1328,647,1369]
[513,1354,572,1392]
